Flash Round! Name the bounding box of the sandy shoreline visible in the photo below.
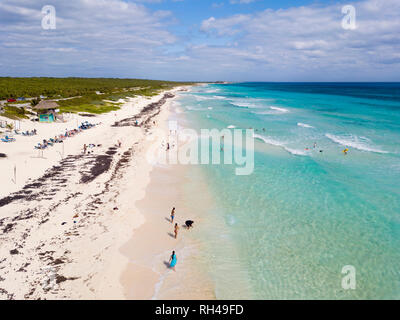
[0,86,208,299]
[120,149,216,300]
[119,85,216,299]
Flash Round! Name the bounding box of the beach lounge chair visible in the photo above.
[1,135,15,142]
[34,143,46,149]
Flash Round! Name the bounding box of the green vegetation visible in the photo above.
[58,101,122,114]
[0,77,193,118]
[30,98,41,107]
[0,77,191,100]
[1,105,31,120]
[0,77,192,119]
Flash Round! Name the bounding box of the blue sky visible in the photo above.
[0,0,399,81]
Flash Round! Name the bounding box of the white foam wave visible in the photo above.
[270,106,289,113]
[284,147,308,156]
[253,133,285,147]
[253,106,290,115]
[229,97,271,109]
[203,88,221,93]
[325,133,388,154]
[193,95,209,101]
[227,125,235,129]
[253,134,308,156]
[297,122,314,128]
[191,94,226,101]
[230,101,258,108]
[212,95,226,100]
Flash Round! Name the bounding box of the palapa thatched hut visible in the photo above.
[33,100,60,123]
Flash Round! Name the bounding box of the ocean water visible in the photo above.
[173,83,400,299]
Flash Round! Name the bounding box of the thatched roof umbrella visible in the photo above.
[33,100,59,111]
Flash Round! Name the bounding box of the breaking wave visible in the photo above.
[325,133,389,154]
[253,134,308,156]
[297,122,314,128]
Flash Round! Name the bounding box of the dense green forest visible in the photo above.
[0,77,193,117]
[0,77,192,99]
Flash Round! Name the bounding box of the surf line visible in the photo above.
[155,304,190,318]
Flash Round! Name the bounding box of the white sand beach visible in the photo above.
[0,85,213,299]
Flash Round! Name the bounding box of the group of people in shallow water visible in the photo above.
[252,129,351,155]
[303,142,349,155]
[304,141,324,153]
[168,207,194,271]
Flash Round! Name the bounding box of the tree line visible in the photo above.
[0,77,192,99]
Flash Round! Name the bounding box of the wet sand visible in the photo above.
[119,101,217,299]
[120,162,216,299]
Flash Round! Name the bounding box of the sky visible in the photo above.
[0,0,399,81]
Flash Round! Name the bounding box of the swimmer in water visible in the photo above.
[343,148,348,155]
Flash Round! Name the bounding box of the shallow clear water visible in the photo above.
[174,83,400,299]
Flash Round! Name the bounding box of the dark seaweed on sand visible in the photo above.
[112,93,174,130]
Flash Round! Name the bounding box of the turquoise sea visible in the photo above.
[173,83,400,299]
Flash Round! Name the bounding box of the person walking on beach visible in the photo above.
[174,223,179,239]
[83,144,87,154]
[117,140,122,148]
[170,207,175,223]
[169,251,177,271]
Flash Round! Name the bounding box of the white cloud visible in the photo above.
[0,0,177,77]
[0,0,399,81]
[197,0,400,80]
